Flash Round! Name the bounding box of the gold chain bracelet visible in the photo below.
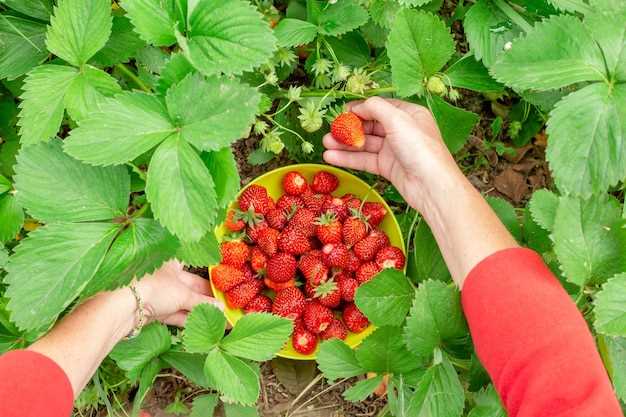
[126,284,147,339]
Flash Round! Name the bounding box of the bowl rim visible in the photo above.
[210,163,406,360]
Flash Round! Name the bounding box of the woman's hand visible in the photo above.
[135,260,223,327]
[323,97,464,213]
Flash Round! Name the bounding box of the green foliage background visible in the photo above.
[0,0,624,415]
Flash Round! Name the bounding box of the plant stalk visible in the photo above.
[492,0,533,33]
[115,63,151,93]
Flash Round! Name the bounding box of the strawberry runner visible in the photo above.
[0,247,622,417]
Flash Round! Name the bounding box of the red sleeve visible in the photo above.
[462,248,623,417]
[0,350,74,417]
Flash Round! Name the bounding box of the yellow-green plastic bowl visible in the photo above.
[210,164,405,360]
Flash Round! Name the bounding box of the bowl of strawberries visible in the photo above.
[210,164,406,359]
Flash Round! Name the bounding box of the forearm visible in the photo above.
[28,288,137,395]
[417,168,518,287]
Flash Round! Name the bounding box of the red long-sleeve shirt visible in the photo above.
[0,248,622,417]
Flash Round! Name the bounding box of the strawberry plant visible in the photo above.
[0,0,625,415]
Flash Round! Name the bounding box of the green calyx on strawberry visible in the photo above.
[312,279,341,308]
[315,212,342,245]
[331,112,366,149]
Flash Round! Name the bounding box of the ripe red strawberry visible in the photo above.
[288,208,317,237]
[250,247,267,274]
[244,294,272,313]
[292,326,318,354]
[267,253,297,283]
[239,184,272,215]
[242,264,255,281]
[256,227,279,256]
[298,253,329,285]
[224,210,245,232]
[264,277,296,291]
[226,279,263,308]
[247,220,268,243]
[331,112,365,148]
[276,194,305,212]
[220,240,250,267]
[342,216,368,247]
[272,287,306,319]
[356,262,381,284]
[322,197,349,222]
[278,228,311,255]
[266,208,289,230]
[341,193,355,203]
[345,250,361,272]
[343,303,369,333]
[345,197,362,211]
[315,213,342,244]
[302,191,329,215]
[211,264,246,292]
[354,230,389,261]
[375,246,406,270]
[322,243,350,269]
[283,171,308,195]
[362,202,387,227]
[311,171,339,194]
[337,275,359,302]
[320,318,348,340]
[303,301,334,334]
[312,279,341,308]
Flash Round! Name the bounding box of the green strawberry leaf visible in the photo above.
[204,349,260,406]
[428,95,479,153]
[0,16,48,80]
[0,194,23,243]
[273,18,318,47]
[317,0,369,37]
[584,5,626,80]
[146,134,218,242]
[0,175,10,195]
[546,83,626,197]
[161,351,212,388]
[444,54,504,93]
[485,196,522,242]
[221,313,293,362]
[356,326,422,374]
[64,65,122,121]
[64,91,176,166]
[176,231,220,267]
[46,0,112,67]
[190,394,219,417]
[467,385,506,417]
[317,338,366,381]
[387,9,455,97]
[133,357,163,415]
[602,336,626,402]
[343,375,384,402]
[223,403,259,417]
[2,0,53,20]
[183,304,226,353]
[491,15,606,90]
[409,220,451,283]
[407,355,465,417]
[594,274,626,336]
[166,73,259,152]
[355,268,414,327]
[17,65,78,145]
[403,280,468,359]
[91,15,146,67]
[463,0,522,67]
[202,148,241,209]
[120,0,184,47]
[528,189,559,232]
[5,222,120,330]
[14,139,130,223]
[82,219,178,298]
[182,0,277,76]
[110,322,171,380]
[552,196,626,286]
[0,247,8,270]
[156,53,195,95]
